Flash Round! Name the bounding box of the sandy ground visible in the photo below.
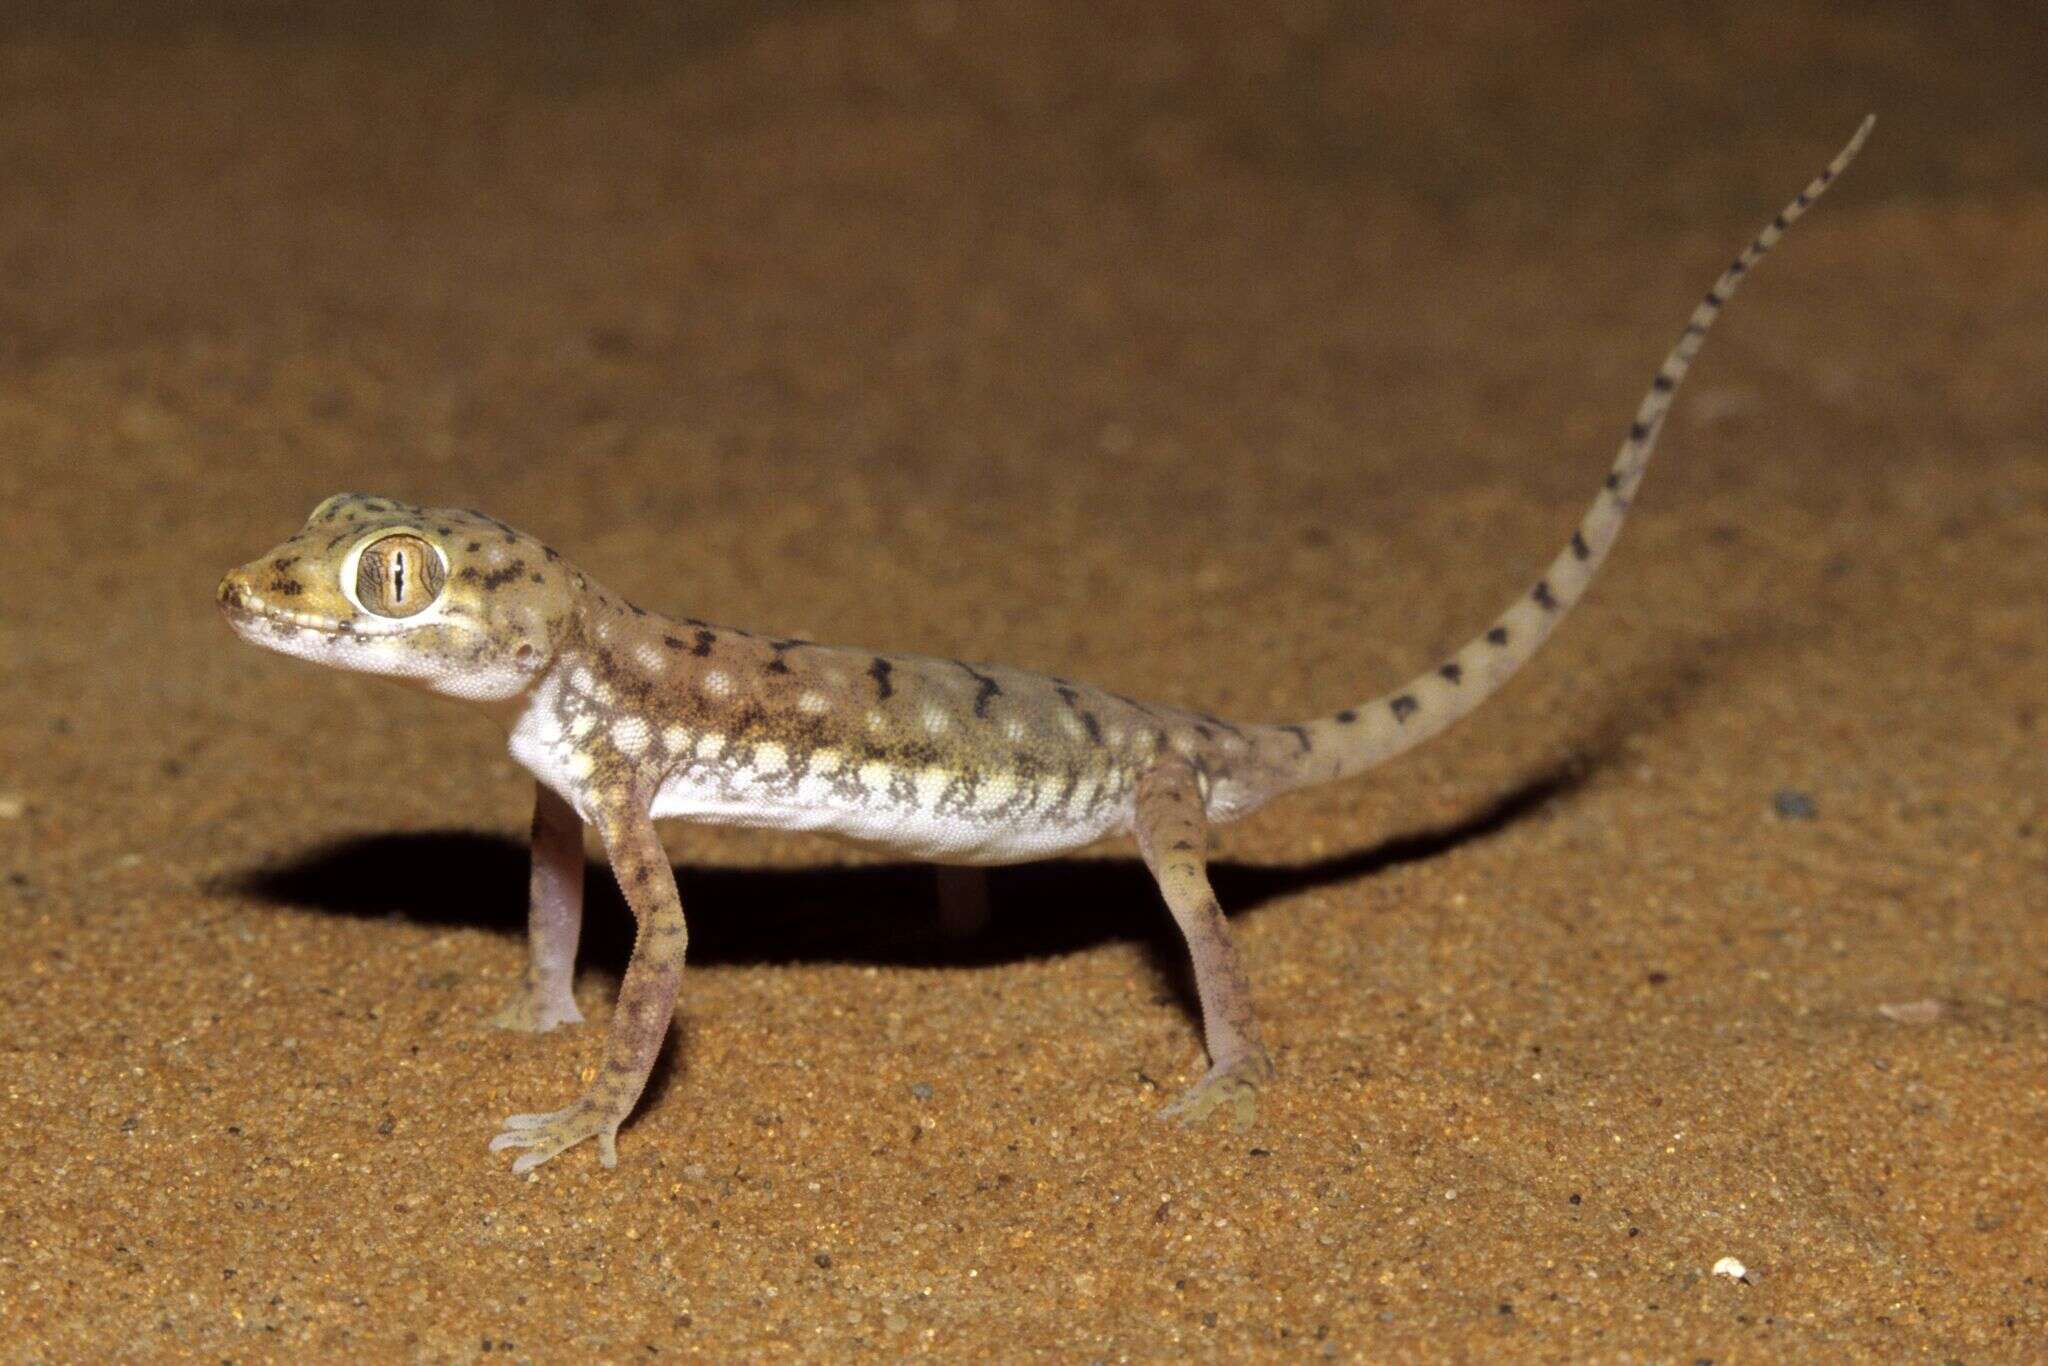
[2,2,2044,1359]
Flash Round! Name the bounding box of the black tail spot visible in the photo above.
[869,656,895,701]
[1533,580,1559,612]
[1570,531,1591,561]
[1486,626,1510,647]
[1389,694,1419,724]
[1438,662,1463,684]
[1335,709,1358,724]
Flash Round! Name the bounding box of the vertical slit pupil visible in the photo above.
[392,551,407,603]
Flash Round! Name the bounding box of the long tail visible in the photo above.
[1253,117,1873,795]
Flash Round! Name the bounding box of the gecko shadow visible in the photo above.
[227,759,1585,980]
[224,765,1580,1112]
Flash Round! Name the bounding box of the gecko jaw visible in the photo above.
[218,575,360,641]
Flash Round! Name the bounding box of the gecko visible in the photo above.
[217,120,1871,1175]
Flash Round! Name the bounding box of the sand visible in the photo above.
[2,2,2043,1359]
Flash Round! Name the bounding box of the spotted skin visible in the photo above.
[216,123,1870,1175]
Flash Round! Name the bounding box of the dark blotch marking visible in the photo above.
[1627,420,1649,444]
[1533,580,1559,612]
[1280,723,1311,753]
[1439,662,1463,684]
[479,560,526,591]
[691,629,716,657]
[1570,531,1591,561]
[1651,373,1675,393]
[1199,712,1247,741]
[530,572,545,584]
[466,541,483,553]
[1335,709,1358,724]
[957,663,1003,718]
[1170,839,1193,852]
[629,603,647,617]
[1389,694,1419,723]
[1487,626,1510,646]
[663,635,686,650]
[1082,713,1104,746]
[868,656,895,700]
[267,578,304,596]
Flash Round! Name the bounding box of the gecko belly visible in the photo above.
[648,766,1125,864]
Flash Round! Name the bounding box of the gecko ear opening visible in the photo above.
[352,532,447,618]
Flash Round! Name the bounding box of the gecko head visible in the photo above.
[217,494,578,702]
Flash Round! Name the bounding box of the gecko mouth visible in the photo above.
[217,576,355,638]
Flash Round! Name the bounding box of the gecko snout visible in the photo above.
[217,568,258,619]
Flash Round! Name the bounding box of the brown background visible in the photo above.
[2,1,2043,1358]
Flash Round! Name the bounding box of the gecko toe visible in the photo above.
[1158,1050,1273,1131]
[489,1097,621,1173]
[488,991,585,1033]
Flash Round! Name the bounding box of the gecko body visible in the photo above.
[219,122,1870,1174]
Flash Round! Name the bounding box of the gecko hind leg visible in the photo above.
[1134,760,1274,1129]
[489,783,588,1033]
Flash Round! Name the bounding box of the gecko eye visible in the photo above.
[354,533,446,618]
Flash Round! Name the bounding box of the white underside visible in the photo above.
[648,769,1122,864]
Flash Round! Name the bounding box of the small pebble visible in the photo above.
[1772,789,1818,820]
[910,1082,933,1101]
[1712,1256,1749,1281]
[1878,999,1944,1025]
[0,794,25,820]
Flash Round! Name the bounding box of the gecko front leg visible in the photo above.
[1134,760,1274,1129]
[490,797,687,1173]
[490,782,587,1032]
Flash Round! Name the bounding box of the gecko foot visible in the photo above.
[488,1095,622,1174]
[1159,1048,1274,1131]
[488,985,584,1033]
